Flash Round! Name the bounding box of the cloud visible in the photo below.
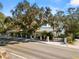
[70,0,79,6]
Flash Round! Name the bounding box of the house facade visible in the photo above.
[35,23,65,41]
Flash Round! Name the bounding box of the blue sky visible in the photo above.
[0,0,79,16]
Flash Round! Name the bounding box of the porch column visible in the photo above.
[30,35,33,39]
[40,36,42,41]
[20,33,22,38]
[64,38,67,44]
[33,33,36,40]
[26,35,27,38]
[47,36,50,42]
[20,33,22,37]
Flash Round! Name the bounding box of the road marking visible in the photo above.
[10,52,27,59]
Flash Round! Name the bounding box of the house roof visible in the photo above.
[36,24,53,32]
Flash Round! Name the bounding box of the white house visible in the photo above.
[36,23,65,36]
[39,24,53,32]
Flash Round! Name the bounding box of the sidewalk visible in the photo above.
[38,40,79,49]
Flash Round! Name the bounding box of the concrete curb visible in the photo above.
[37,41,79,50]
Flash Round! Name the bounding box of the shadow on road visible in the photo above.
[0,37,41,46]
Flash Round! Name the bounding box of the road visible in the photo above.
[1,42,79,59]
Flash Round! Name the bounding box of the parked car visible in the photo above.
[0,40,6,46]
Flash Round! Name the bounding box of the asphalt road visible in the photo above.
[1,42,79,59]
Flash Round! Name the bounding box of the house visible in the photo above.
[36,23,65,36]
[36,24,53,32]
[36,23,65,41]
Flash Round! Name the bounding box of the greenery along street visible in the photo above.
[0,0,79,44]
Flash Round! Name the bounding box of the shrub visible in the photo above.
[41,31,53,40]
[67,36,73,44]
[41,31,48,36]
[58,34,66,38]
[67,33,75,44]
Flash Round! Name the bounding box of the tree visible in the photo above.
[0,3,6,33]
[9,0,79,42]
[65,8,79,33]
[11,0,43,39]
[0,17,5,33]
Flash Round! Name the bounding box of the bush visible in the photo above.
[41,31,53,40]
[75,32,79,38]
[58,34,66,38]
[41,31,48,36]
[66,33,75,44]
[47,32,53,40]
[67,36,73,44]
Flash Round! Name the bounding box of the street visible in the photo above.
[1,42,79,59]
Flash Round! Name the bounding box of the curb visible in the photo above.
[37,41,79,50]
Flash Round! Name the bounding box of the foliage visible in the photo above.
[41,31,53,36]
[66,33,75,44]
[67,36,73,44]
[58,34,66,38]
[0,0,79,42]
[41,31,48,36]
[0,12,5,33]
[75,32,79,36]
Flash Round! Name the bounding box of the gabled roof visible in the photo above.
[36,24,53,32]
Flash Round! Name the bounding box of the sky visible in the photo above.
[0,0,79,16]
